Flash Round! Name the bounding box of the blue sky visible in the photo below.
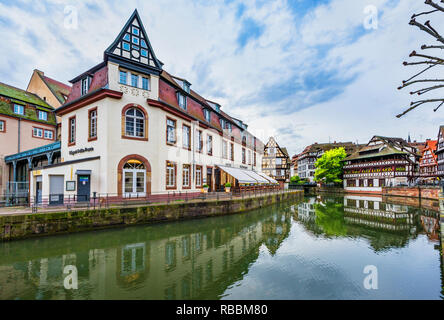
[0,0,443,156]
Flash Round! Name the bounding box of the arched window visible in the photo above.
[125,108,145,138]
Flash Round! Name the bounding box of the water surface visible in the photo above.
[0,195,442,300]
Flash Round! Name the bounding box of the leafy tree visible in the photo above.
[314,147,347,184]
[290,175,300,184]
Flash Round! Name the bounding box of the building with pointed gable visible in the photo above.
[262,137,290,187]
[26,10,268,203]
[419,139,438,181]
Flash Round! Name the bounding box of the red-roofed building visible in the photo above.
[419,140,438,180]
[26,9,270,203]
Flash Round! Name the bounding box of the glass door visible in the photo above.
[123,169,146,198]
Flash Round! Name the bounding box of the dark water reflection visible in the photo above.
[0,195,442,300]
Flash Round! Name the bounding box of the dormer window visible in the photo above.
[177,92,187,110]
[183,82,190,94]
[81,77,90,96]
[204,109,211,122]
[227,123,232,133]
[13,104,24,115]
[220,119,225,129]
[38,110,48,121]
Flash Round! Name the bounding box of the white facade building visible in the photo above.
[29,10,265,203]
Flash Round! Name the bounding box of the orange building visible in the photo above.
[419,139,438,181]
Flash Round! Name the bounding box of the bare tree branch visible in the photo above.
[397,1,444,117]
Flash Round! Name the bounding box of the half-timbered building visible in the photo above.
[262,137,290,187]
[343,136,420,193]
[437,126,444,179]
[419,139,438,181]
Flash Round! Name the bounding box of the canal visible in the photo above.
[0,195,442,300]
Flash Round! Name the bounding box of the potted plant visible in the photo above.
[202,184,209,193]
[225,183,232,193]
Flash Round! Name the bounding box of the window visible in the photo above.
[125,108,145,138]
[69,116,76,145]
[119,71,127,84]
[123,42,130,51]
[33,127,43,138]
[81,77,89,96]
[242,148,246,164]
[222,140,228,159]
[183,125,191,149]
[167,118,176,144]
[142,77,150,90]
[141,39,147,48]
[183,165,191,188]
[123,34,130,41]
[38,111,48,121]
[131,74,139,87]
[89,108,97,140]
[183,83,190,94]
[0,120,4,132]
[204,109,211,122]
[166,161,177,189]
[207,135,213,156]
[230,143,234,161]
[132,36,139,45]
[254,152,257,166]
[248,150,252,165]
[132,27,139,35]
[44,130,54,140]
[14,104,24,115]
[196,130,203,152]
[220,119,225,129]
[141,49,148,57]
[196,165,202,187]
[177,93,187,110]
[227,123,232,133]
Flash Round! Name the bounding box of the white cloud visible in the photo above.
[0,0,443,156]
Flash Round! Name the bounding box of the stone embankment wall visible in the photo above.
[382,186,440,200]
[0,191,303,242]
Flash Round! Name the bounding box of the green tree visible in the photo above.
[290,175,300,184]
[314,147,347,184]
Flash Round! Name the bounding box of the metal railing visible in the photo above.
[21,187,292,213]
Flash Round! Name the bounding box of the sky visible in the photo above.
[0,0,443,156]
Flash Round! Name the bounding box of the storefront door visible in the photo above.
[123,169,146,198]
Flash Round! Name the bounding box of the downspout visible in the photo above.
[18,118,21,153]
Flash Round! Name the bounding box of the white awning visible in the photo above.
[243,170,270,184]
[217,165,258,184]
[256,171,279,184]
[217,166,277,185]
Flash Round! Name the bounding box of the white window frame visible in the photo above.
[183,166,190,187]
[14,104,24,115]
[0,120,4,132]
[38,110,48,121]
[33,127,43,138]
[44,130,54,140]
[81,77,89,96]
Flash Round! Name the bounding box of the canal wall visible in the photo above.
[318,186,440,201]
[382,186,440,200]
[0,191,303,242]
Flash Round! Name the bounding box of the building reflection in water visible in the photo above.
[0,204,293,300]
[0,195,441,300]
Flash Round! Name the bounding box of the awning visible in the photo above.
[76,170,92,175]
[256,171,279,184]
[217,166,257,184]
[217,165,277,185]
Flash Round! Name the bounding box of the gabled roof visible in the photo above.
[0,82,53,109]
[105,9,162,74]
[36,71,71,104]
[299,142,360,157]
